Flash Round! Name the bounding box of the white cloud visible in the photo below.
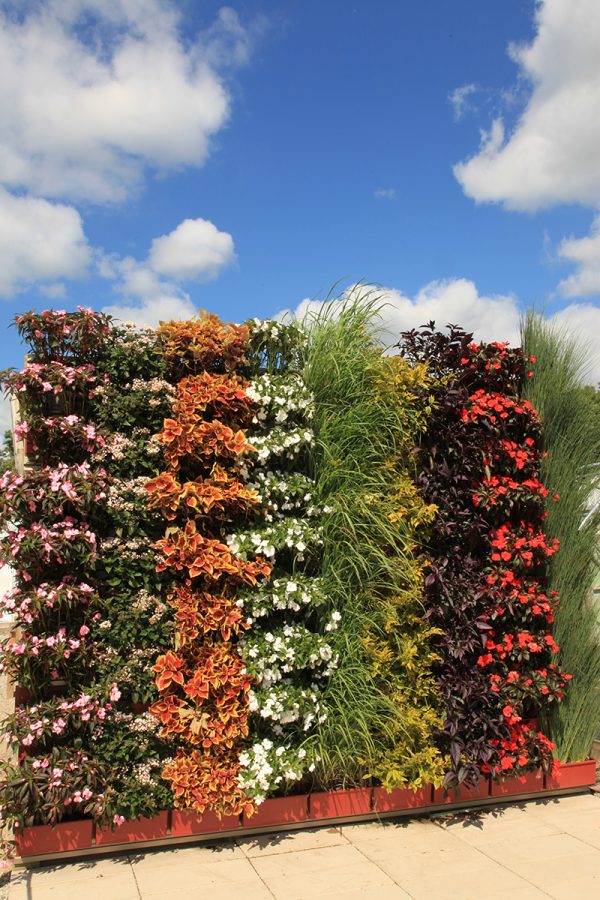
[39,282,67,299]
[98,214,236,323]
[373,188,396,200]
[0,187,90,296]
[454,0,600,212]
[550,302,600,382]
[99,254,196,326]
[557,216,600,296]
[0,1,251,203]
[280,279,600,384]
[149,218,236,281]
[102,292,196,328]
[449,83,478,121]
[279,280,521,347]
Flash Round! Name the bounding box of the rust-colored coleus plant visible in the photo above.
[157,419,253,469]
[147,313,271,817]
[162,748,254,817]
[167,584,247,647]
[145,465,258,521]
[173,373,255,426]
[156,312,250,377]
[154,519,270,583]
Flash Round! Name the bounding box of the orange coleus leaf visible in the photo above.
[183,641,251,703]
[149,694,187,733]
[156,313,250,375]
[174,373,254,425]
[153,650,186,693]
[157,419,255,468]
[167,585,247,646]
[162,747,253,817]
[155,520,271,586]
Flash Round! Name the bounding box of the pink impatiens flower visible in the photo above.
[109,684,121,702]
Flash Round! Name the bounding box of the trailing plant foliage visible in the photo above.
[522,312,600,761]
[304,302,446,789]
[399,323,570,785]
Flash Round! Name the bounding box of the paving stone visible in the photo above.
[131,855,268,898]
[237,826,346,858]
[251,842,400,900]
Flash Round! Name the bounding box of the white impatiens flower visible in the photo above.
[237,739,319,802]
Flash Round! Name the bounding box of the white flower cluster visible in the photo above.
[226,518,322,562]
[241,622,339,687]
[248,318,308,354]
[100,536,155,562]
[91,429,161,463]
[238,576,328,621]
[250,426,315,466]
[238,738,315,803]
[246,373,314,426]
[248,470,329,522]
[249,318,287,342]
[237,328,340,803]
[249,682,327,732]
[109,711,160,734]
[106,476,150,512]
[132,758,162,786]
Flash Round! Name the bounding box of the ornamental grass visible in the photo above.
[522,311,600,761]
[304,300,445,788]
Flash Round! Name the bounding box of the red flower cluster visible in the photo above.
[459,365,570,778]
[460,390,538,426]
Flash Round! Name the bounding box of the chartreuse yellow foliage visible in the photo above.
[362,358,446,789]
[304,301,445,789]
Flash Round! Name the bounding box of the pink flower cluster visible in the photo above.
[1,683,123,757]
[0,465,107,522]
[0,519,97,579]
[0,626,90,667]
[15,417,105,454]
[4,362,97,395]
[0,582,95,623]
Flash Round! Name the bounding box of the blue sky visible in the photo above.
[1,0,600,397]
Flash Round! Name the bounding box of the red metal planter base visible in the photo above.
[545,758,597,790]
[16,760,597,863]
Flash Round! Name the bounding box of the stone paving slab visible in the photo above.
[7,793,600,900]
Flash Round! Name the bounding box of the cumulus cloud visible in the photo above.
[39,283,67,299]
[102,292,196,328]
[99,254,195,326]
[149,218,236,281]
[0,1,251,203]
[99,215,235,324]
[557,216,600,296]
[99,253,195,325]
[280,279,521,347]
[280,279,600,384]
[0,187,91,296]
[454,0,600,212]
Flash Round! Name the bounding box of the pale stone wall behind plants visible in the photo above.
[0,562,14,762]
